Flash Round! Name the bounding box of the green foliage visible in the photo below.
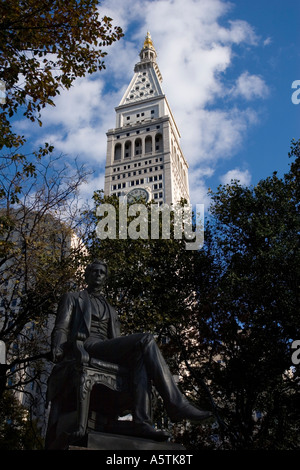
[0,0,123,122]
[189,138,300,449]
[0,391,43,449]
[0,0,123,204]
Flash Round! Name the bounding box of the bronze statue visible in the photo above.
[45,260,211,448]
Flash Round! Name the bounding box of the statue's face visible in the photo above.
[86,263,107,289]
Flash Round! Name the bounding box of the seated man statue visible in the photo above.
[49,259,212,442]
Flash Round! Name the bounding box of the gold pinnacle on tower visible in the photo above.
[143,31,155,51]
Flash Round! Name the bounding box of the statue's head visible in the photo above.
[85,259,108,288]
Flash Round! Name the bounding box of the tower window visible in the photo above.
[114,143,121,161]
[145,135,152,154]
[135,138,142,155]
[155,133,163,152]
[125,140,132,158]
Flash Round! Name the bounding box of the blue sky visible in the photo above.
[16,0,300,208]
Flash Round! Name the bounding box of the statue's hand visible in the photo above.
[51,346,64,363]
[77,332,87,341]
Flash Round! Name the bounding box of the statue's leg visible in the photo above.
[138,334,212,422]
[132,356,152,425]
[85,333,211,424]
[137,334,185,411]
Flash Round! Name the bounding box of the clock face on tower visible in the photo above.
[127,188,149,203]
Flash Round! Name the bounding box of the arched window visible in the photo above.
[135,138,142,156]
[155,133,163,152]
[125,141,132,158]
[114,143,121,161]
[145,135,152,154]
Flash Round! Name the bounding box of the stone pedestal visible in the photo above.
[68,431,185,451]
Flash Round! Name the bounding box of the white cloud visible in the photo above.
[221,20,259,45]
[220,168,252,186]
[232,71,269,100]
[41,79,105,128]
[188,166,214,209]
[179,106,258,169]
[38,75,119,162]
[263,37,272,46]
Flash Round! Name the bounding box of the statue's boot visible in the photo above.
[139,334,212,423]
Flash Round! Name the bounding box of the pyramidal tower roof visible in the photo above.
[119,32,164,106]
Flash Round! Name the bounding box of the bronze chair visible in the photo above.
[45,333,131,449]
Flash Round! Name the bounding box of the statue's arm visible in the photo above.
[108,304,121,338]
[51,292,74,362]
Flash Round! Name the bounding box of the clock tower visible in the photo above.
[104,32,190,205]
